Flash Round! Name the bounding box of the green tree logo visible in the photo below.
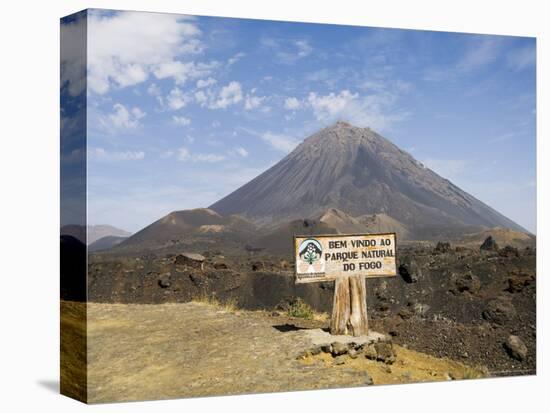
[299,239,323,265]
[304,243,319,264]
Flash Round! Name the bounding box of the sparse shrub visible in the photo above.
[461,367,484,380]
[192,293,238,312]
[287,298,314,319]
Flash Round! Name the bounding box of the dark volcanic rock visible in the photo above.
[482,298,516,325]
[374,342,396,364]
[480,236,499,251]
[506,273,534,293]
[331,342,348,356]
[363,344,378,360]
[87,241,536,379]
[504,335,527,361]
[213,261,229,270]
[451,271,481,294]
[158,274,171,288]
[434,242,452,254]
[399,258,422,283]
[499,245,520,258]
[398,306,414,320]
[251,261,264,271]
[175,253,205,269]
[321,344,332,354]
[189,273,207,288]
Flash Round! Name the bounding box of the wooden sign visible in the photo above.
[294,233,397,284]
[293,233,398,337]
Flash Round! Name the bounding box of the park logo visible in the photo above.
[297,238,326,274]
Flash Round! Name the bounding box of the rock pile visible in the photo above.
[298,337,397,367]
[503,335,527,361]
[480,236,499,251]
[174,253,205,270]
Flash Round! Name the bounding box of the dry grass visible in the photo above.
[286,298,315,319]
[191,293,238,313]
[192,294,330,322]
[301,344,487,385]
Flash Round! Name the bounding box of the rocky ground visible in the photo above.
[62,300,486,403]
[86,240,536,379]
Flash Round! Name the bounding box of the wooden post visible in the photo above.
[295,233,397,337]
[330,275,368,336]
[330,277,351,335]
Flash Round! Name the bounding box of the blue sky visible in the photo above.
[62,10,536,233]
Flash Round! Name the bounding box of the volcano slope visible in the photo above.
[210,121,526,239]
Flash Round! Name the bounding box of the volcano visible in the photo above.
[210,121,526,239]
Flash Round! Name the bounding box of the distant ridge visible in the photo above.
[60,224,131,245]
[118,208,257,250]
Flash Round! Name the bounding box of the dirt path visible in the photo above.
[81,301,485,403]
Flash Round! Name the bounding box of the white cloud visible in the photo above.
[359,80,385,92]
[172,115,191,126]
[147,83,161,96]
[306,89,404,130]
[209,81,243,109]
[458,37,501,72]
[235,147,248,157]
[147,83,164,106]
[160,150,174,159]
[308,90,357,117]
[424,37,502,82]
[175,146,226,163]
[193,153,226,163]
[507,45,536,71]
[87,11,207,94]
[194,81,258,110]
[261,37,313,64]
[153,61,192,83]
[167,87,191,110]
[260,132,298,153]
[196,77,217,88]
[284,97,302,110]
[194,90,209,105]
[244,94,266,110]
[295,40,312,58]
[488,132,515,144]
[240,127,298,153]
[153,61,218,85]
[89,147,145,161]
[101,103,146,130]
[177,147,191,161]
[228,52,246,66]
[60,14,87,96]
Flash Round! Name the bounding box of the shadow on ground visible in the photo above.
[37,379,59,394]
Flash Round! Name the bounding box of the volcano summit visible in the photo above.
[210,121,526,240]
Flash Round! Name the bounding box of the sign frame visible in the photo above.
[293,232,398,284]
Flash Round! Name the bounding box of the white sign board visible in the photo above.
[294,233,397,284]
